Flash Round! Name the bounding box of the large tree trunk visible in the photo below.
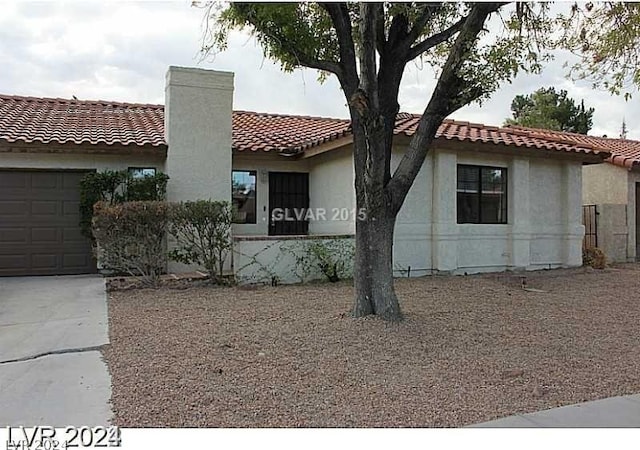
[353,213,402,320]
[351,109,403,321]
[345,3,406,321]
[346,2,501,322]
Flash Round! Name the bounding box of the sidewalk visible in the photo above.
[470,394,640,427]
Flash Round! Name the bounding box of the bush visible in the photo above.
[80,170,127,239]
[583,247,606,269]
[287,238,355,282]
[126,172,169,201]
[168,200,233,282]
[79,170,169,239]
[92,201,170,285]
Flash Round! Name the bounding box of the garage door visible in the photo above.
[0,170,96,276]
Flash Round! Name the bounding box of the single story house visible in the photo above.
[0,66,610,281]
[504,126,640,263]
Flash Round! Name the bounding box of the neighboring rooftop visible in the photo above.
[0,94,623,162]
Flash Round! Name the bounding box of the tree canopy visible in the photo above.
[504,86,594,134]
[559,2,640,99]
[204,3,555,103]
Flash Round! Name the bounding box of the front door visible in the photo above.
[268,172,309,236]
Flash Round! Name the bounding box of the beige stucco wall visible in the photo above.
[308,146,355,235]
[626,170,640,260]
[164,66,233,203]
[582,163,628,205]
[164,66,234,273]
[582,162,638,262]
[596,203,629,262]
[233,235,354,284]
[0,152,165,172]
[392,148,584,275]
[392,146,432,276]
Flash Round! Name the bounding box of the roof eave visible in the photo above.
[0,140,168,156]
[435,138,610,164]
[607,154,640,169]
[299,135,355,159]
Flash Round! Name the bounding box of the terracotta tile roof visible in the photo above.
[505,125,640,168]
[0,94,611,161]
[0,94,352,153]
[394,113,609,158]
[0,94,165,148]
[232,110,351,153]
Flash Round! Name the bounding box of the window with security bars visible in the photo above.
[457,165,507,224]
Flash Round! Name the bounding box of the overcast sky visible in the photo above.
[2,1,639,138]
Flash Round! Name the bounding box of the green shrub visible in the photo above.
[168,200,233,282]
[583,247,606,269]
[79,170,169,239]
[287,238,355,282]
[126,172,169,201]
[92,201,170,285]
[80,170,127,239]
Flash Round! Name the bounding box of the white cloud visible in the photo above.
[1,1,639,138]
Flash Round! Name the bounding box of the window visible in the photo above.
[457,165,507,224]
[128,167,156,179]
[232,170,257,224]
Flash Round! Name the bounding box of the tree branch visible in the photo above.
[358,2,379,101]
[406,18,467,61]
[295,55,343,78]
[403,3,443,47]
[374,2,386,55]
[321,2,359,96]
[388,2,505,211]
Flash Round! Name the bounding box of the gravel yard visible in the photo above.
[103,265,640,427]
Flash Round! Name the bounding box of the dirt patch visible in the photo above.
[103,265,640,427]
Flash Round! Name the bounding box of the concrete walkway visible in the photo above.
[471,394,640,427]
[0,275,111,427]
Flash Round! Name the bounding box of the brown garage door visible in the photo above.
[0,170,96,276]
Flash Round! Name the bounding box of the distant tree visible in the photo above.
[504,87,594,134]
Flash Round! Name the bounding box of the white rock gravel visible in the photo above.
[103,265,640,427]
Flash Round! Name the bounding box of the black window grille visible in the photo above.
[457,165,508,224]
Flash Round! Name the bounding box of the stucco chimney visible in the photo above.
[164,66,234,203]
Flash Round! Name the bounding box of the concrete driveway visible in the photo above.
[0,275,111,426]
